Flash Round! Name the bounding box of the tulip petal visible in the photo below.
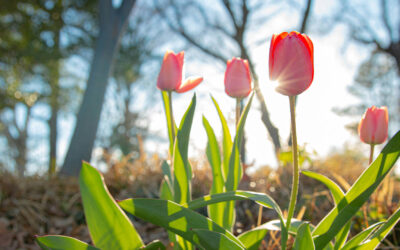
[224,58,252,98]
[157,50,183,91]
[269,32,313,96]
[358,106,389,145]
[175,77,203,93]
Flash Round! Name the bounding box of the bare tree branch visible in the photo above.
[380,0,394,41]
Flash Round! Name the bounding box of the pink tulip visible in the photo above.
[269,31,314,96]
[224,57,252,98]
[358,106,389,145]
[157,50,203,93]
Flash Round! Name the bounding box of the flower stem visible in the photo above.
[286,96,299,235]
[235,98,241,126]
[168,91,176,142]
[369,144,375,165]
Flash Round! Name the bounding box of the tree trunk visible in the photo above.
[59,1,134,176]
[48,72,59,177]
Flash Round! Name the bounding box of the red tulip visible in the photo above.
[157,50,203,93]
[269,31,314,96]
[358,106,389,145]
[224,57,252,98]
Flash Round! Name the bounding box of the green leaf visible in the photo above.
[225,93,254,191]
[161,91,177,155]
[161,160,173,185]
[355,206,400,249]
[173,94,196,204]
[160,178,173,201]
[301,171,345,204]
[210,95,232,179]
[143,240,166,250]
[312,131,400,249]
[263,219,312,235]
[118,198,244,248]
[341,222,383,250]
[187,190,286,239]
[192,229,244,250]
[203,116,226,227]
[36,235,99,250]
[79,162,143,249]
[301,170,350,249]
[238,226,268,250]
[293,223,315,250]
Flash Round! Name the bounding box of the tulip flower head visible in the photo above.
[224,57,252,98]
[269,31,314,96]
[157,50,203,93]
[358,106,389,145]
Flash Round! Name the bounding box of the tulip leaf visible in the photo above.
[173,94,196,205]
[118,198,244,248]
[35,235,99,250]
[210,95,232,179]
[79,162,143,249]
[341,222,384,250]
[161,91,177,155]
[355,206,400,249]
[293,223,315,250]
[225,93,254,191]
[301,170,350,249]
[263,219,312,235]
[187,190,286,239]
[237,226,268,250]
[160,178,173,201]
[192,229,244,250]
[203,116,226,227]
[143,240,166,250]
[312,130,400,249]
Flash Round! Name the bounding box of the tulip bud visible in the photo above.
[269,31,314,96]
[224,57,252,98]
[157,50,203,93]
[358,106,389,145]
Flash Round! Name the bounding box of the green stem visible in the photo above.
[286,96,299,241]
[168,91,176,143]
[369,144,375,165]
[235,98,241,126]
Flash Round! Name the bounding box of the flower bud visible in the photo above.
[358,106,389,145]
[269,31,314,96]
[224,57,252,98]
[157,50,203,93]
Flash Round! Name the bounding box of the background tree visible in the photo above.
[60,0,137,176]
[333,0,400,135]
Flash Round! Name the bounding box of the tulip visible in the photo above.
[157,50,203,93]
[224,57,252,98]
[358,106,389,145]
[269,31,314,96]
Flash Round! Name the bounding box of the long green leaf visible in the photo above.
[225,93,254,191]
[301,170,350,249]
[210,95,232,179]
[187,190,286,239]
[192,229,244,250]
[173,94,196,205]
[79,162,143,249]
[36,235,99,250]
[263,219,312,235]
[161,91,177,155]
[355,206,400,249]
[341,222,383,250]
[293,223,315,250]
[118,198,245,248]
[312,131,400,249]
[238,226,268,250]
[203,116,225,227]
